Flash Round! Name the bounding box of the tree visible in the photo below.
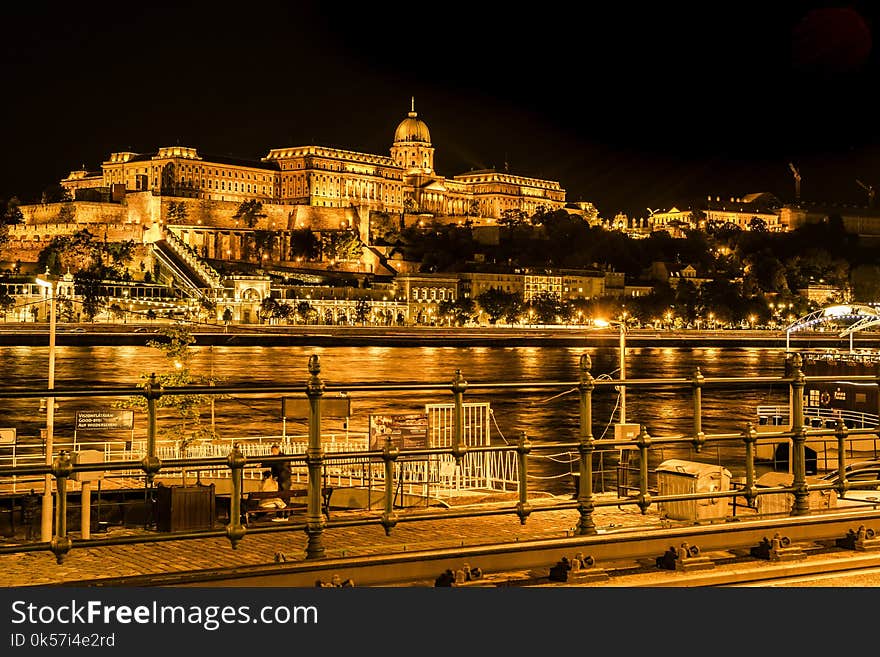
[528,291,564,324]
[498,209,528,228]
[115,326,223,484]
[41,184,72,204]
[0,197,24,252]
[167,201,188,224]
[354,298,371,324]
[748,216,768,232]
[252,230,278,263]
[476,288,521,324]
[403,196,418,214]
[233,200,266,228]
[438,297,476,326]
[295,301,315,324]
[289,228,320,260]
[146,308,158,322]
[270,301,290,323]
[198,297,217,323]
[0,291,13,321]
[258,297,279,323]
[222,307,233,324]
[688,209,707,227]
[370,211,401,243]
[851,264,880,301]
[324,230,363,262]
[3,197,24,226]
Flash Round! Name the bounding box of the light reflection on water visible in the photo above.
[0,345,790,494]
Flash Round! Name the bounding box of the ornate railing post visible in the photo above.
[380,436,400,536]
[515,432,531,525]
[225,445,247,549]
[691,367,706,452]
[451,369,468,463]
[742,422,758,508]
[577,354,596,535]
[834,419,850,499]
[50,450,73,564]
[636,425,652,514]
[141,373,162,483]
[789,353,809,515]
[305,355,326,559]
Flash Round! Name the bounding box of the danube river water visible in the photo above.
[0,344,791,493]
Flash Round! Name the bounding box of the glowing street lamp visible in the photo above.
[594,318,627,424]
[34,275,56,542]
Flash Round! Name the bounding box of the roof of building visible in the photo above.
[102,150,280,171]
[393,99,431,144]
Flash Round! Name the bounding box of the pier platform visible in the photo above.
[0,492,675,587]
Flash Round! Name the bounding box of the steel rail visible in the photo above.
[44,509,880,588]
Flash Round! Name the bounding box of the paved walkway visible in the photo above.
[0,494,674,587]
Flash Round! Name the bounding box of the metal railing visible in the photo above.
[1,352,879,565]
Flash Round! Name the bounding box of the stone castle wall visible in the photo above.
[3,220,148,268]
[7,192,375,268]
[21,201,127,225]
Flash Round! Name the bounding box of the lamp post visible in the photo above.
[594,318,626,424]
[35,275,56,542]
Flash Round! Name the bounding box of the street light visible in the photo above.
[594,318,626,424]
[34,275,56,542]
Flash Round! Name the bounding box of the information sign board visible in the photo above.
[369,413,429,451]
[75,410,134,431]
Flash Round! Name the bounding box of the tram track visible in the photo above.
[56,508,880,588]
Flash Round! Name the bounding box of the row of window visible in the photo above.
[410,287,455,301]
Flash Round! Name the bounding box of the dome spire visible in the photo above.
[409,96,417,118]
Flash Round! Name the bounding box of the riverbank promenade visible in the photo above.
[0,494,674,587]
[1,323,878,348]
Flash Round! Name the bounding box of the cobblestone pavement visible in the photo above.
[0,494,673,587]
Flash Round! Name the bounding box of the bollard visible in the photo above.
[789,354,809,516]
[225,445,247,549]
[50,450,73,564]
[576,354,597,535]
[143,373,162,484]
[515,432,531,524]
[835,420,850,499]
[691,368,706,452]
[80,480,91,540]
[742,422,758,508]
[636,425,652,514]
[380,436,399,536]
[451,369,468,463]
[305,355,326,559]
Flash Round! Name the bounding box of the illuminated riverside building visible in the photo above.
[649,193,784,235]
[59,101,565,224]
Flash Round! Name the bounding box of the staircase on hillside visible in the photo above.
[151,233,224,300]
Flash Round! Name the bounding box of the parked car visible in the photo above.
[133,327,148,332]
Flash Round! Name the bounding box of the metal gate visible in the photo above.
[425,402,490,448]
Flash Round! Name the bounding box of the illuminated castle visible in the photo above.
[61,100,566,221]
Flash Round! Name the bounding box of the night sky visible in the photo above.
[3,1,880,218]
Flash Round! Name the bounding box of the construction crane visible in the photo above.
[856,179,875,208]
[788,162,801,202]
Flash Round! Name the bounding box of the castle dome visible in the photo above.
[393,99,431,144]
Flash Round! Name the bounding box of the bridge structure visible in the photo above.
[1,352,879,585]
